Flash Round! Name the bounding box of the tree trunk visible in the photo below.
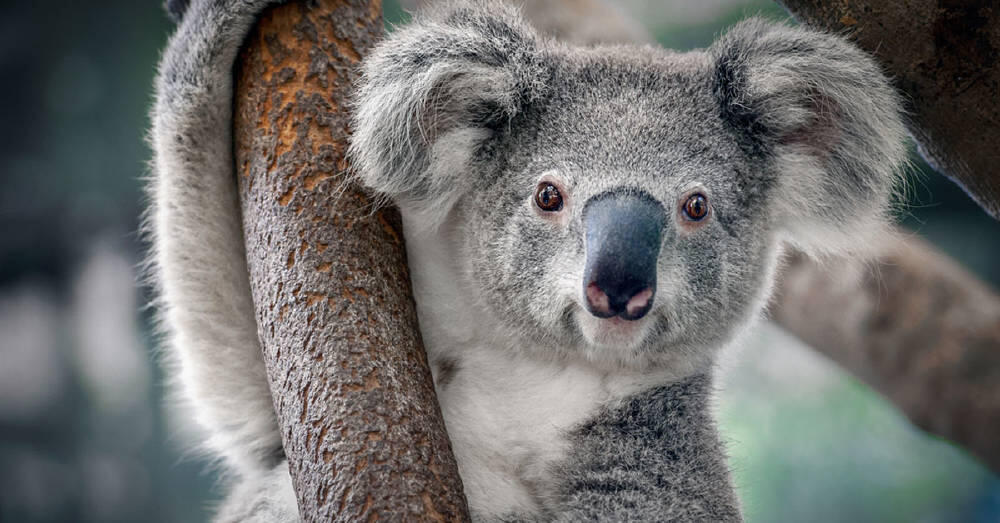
[233,1,470,520]
[776,0,1000,219]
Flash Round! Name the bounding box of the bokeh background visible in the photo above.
[1,1,997,521]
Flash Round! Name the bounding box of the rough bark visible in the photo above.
[772,234,1000,471]
[776,0,1000,218]
[233,1,470,520]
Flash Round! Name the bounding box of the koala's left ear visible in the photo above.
[711,19,908,255]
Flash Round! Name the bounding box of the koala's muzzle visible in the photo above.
[582,192,665,321]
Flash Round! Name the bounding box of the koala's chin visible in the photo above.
[575,308,656,353]
[567,300,680,372]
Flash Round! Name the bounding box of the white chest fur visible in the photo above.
[401,214,681,517]
[438,347,610,515]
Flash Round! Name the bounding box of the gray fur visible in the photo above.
[350,0,551,224]
[148,0,285,492]
[214,460,299,523]
[149,0,906,521]
[552,375,740,521]
[711,19,908,256]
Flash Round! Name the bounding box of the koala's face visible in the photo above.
[459,50,777,368]
[351,3,906,371]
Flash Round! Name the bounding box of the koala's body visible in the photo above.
[149,0,906,521]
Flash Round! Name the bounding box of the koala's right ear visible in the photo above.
[350,1,547,222]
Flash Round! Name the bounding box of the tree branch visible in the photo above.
[772,234,1000,470]
[233,1,469,519]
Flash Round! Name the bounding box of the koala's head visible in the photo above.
[350,1,906,371]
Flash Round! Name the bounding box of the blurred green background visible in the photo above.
[0,1,996,521]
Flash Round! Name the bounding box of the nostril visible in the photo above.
[625,288,653,318]
[585,282,614,318]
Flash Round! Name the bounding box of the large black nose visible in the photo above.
[582,191,665,320]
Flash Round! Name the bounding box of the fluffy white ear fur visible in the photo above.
[348,0,548,228]
[711,19,908,257]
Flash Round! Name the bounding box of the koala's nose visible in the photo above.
[582,191,665,321]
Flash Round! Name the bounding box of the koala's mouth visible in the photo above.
[600,316,639,329]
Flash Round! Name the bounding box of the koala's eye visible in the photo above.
[683,193,709,221]
[534,183,563,212]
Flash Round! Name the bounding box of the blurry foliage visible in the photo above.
[0,0,995,522]
[647,1,789,49]
[0,2,214,522]
[0,2,167,287]
[721,326,1000,523]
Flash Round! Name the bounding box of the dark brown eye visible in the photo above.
[534,182,563,212]
[683,193,709,221]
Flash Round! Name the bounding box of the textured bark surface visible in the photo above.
[233,0,470,520]
[772,234,1000,471]
[777,0,1000,218]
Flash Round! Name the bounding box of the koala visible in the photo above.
[149,0,907,521]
